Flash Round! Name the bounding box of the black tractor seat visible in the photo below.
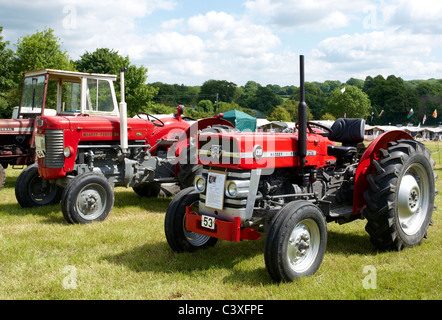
[327,118,365,161]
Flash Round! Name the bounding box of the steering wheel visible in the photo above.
[306,121,332,136]
[295,121,333,136]
[136,112,165,127]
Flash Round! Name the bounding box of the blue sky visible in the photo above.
[1,0,442,86]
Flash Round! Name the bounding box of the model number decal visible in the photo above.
[82,132,119,137]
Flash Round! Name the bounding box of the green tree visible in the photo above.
[326,85,371,119]
[364,75,420,125]
[197,99,214,113]
[291,83,325,119]
[253,86,283,114]
[199,80,237,103]
[283,100,313,122]
[14,28,74,81]
[76,48,158,116]
[267,106,291,122]
[0,26,15,118]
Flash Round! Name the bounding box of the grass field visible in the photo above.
[0,142,440,300]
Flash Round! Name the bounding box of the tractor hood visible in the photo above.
[198,131,336,170]
[0,118,34,135]
[37,115,190,144]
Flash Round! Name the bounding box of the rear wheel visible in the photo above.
[15,163,62,207]
[164,187,217,252]
[364,139,436,251]
[0,164,5,191]
[265,200,327,282]
[61,173,114,224]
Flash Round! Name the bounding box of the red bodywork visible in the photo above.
[185,129,337,242]
[36,113,235,180]
[0,118,36,166]
[37,114,190,179]
[198,130,337,170]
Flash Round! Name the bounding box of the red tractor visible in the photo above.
[164,56,437,282]
[18,68,233,224]
[0,70,59,191]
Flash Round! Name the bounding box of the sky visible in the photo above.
[1,0,442,87]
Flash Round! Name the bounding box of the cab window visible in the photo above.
[86,79,114,112]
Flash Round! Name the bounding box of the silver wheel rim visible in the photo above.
[183,200,211,247]
[287,218,321,273]
[76,183,107,220]
[397,163,430,235]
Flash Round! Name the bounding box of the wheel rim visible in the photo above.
[397,163,430,235]
[76,183,107,220]
[287,218,321,273]
[183,200,212,247]
[29,175,57,204]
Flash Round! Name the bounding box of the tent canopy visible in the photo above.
[222,109,257,132]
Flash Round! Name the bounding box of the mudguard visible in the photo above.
[352,130,414,215]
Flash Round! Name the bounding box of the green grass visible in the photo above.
[0,142,441,300]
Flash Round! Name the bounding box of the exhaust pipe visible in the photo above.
[119,67,129,155]
[298,55,307,170]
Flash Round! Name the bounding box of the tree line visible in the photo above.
[1,27,441,126]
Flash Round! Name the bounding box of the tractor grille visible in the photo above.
[43,129,64,168]
[199,136,240,165]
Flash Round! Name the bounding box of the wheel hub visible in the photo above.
[397,164,430,236]
[79,189,102,215]
[398,174,420,216]
[287,222,318,271]
[290,232,310,258]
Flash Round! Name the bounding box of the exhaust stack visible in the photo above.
[297,55,307,170]
[119,67,129,155]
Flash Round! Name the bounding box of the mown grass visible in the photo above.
[0,142,440,300]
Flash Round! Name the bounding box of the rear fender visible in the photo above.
[352,130,414,215]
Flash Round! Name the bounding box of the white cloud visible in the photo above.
[161,18,184,30]
[311,28,442,81]
[186,11,281,56]
[244,0,369,30]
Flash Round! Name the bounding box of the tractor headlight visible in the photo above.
[226,181,238,197]
[194,176,206,193]
[63,146,73,158]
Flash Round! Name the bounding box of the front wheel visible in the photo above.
[15,163,62,207]
[264,200,327,282]
[0,163,5,191]
[61,173,114,224]
[164,187,217,252]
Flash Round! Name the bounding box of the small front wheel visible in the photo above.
[61,173,114,224]
[15,163,62,207]
[164,187,217,252]
[265,200,327,282]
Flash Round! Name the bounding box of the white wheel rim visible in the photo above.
[397,163,430,235]
[287,218,321,273]
[76,183,107,220]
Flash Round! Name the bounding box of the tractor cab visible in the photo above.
[19,69,119,119]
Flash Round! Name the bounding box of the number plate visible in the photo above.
[201,215,215,230]
[35,135,45,158]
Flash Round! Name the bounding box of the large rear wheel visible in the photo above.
[364,139,436,251]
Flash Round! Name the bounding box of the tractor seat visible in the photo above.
[328,118,365,145]
[327,118,365,160]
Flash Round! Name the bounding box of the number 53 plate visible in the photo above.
[201,215,215,230]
